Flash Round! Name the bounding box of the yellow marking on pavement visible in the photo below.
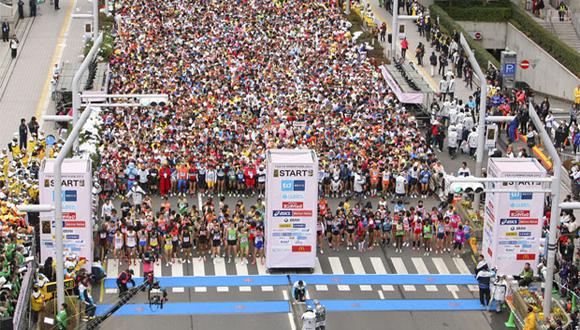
[35,0,75,120]
[100,261,106,303]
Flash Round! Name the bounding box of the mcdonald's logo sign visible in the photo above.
[292,245,312,252]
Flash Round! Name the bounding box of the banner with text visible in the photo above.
[39,159,93,269]
[265,150,318,269]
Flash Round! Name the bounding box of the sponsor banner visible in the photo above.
[482,159,545,276]
[266,150,318,269]
[282,201,304,209]
[39,159,93,270]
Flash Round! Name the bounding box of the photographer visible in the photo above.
[116,269,135,297]
[149,281,168,309]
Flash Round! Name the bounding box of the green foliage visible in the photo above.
[429,5,500,70]
[442,5,512,22]
[83,13,116,62]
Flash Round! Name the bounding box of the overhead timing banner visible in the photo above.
[265,149,318,270]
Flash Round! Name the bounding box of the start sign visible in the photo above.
[520,60,530,69]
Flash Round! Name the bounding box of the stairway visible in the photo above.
[538,19,580,52]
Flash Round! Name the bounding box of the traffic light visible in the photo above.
[138,95,168,107]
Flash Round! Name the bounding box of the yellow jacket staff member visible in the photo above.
[575,84,580,105]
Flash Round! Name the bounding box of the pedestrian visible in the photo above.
[438,53,448,75]
[438,77,448,101]
[558,1,567,21]
[18,0,24,19]
[467,128,478,157]
[55,0,60,10]
[18,118,27,150]
[56,303,68,330]
[29,0,36,17]
[415,43,424,66]
[476,264,493,306]
[379,22,386,43]
[9,34,18,59]
[523,306,537,330]
[429,51,437,76]
[30,285,45,327]
[314,300,327,330]
[1,22,9,42]
[447,76,456,101]
[401,37,408,58]
[491,275,508,312]
[28,116,39,136]
[301,307,317,330]
[293,280,307,302]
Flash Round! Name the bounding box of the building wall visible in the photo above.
[457,21,507,49]
[505,22,579,101]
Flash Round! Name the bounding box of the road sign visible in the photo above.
[474,32,482,40]
[520,60,530,70]
[502,63,516,75]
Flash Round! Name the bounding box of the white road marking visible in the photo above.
[283,290,289,300]
[381,285,395,291]
[360,285,373,291]
[239,286,252,292]
[106,259,118,278]
[371,257,387,274]
[433,257,459,295]
[349,257,365,274]
[217,286,229,292]
[192,258,206,276]
[132,260,142,278]
[330,257,350,291]
[313,258,323,274]
[412,258,438,292]
[213,258,227,276]
[315,285,328,291]
[391,257,416,291]
[235,261,249,276]
[194,287,207,293]
[453,257,479,292]
[261,286,274,292]
[378,290,385,300]
[105,288,117,294]
[257,262,268,275]
[329,257,345,274]
[337,285,350,291]
[171,259,184,277]
[172,287,185,293]
[288,312,297,330]
[153,261,163,278]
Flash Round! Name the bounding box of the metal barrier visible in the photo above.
[12,238,37,330]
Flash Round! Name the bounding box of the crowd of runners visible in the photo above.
[98,195,470,267]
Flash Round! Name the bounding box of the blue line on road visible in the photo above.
[103,275,289,288]
[289,274,478,285]
[96,299,491,316]
[104,274,477,289]
[307,299,491,312]
[96,301,291,316]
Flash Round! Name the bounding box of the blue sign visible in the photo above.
[502,63,516,76]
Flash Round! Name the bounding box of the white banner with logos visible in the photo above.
[39,159,93,269]
[482,158,546,276]
[265,149,318,269]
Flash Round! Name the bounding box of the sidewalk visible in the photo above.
[365,0,480,175]
[0,0,83,145]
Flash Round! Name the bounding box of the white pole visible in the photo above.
[526,102,563,318]
[459,33,487,209]
[391,0,398,57]
[345,0,350,14]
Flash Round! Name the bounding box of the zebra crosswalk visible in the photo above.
[102,255,479,296]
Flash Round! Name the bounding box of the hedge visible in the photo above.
[434,1,580,78]
[429,5,500,70]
